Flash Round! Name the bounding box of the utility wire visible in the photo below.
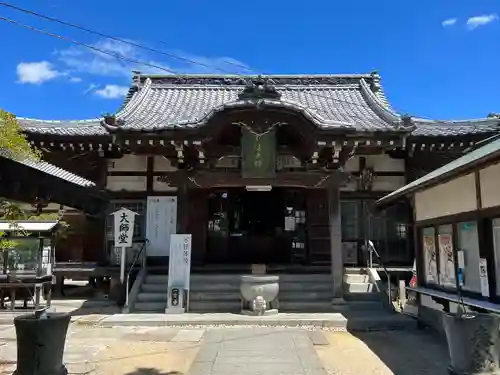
[0,15,179,75]
[0,1,250,75]
[0,7,458,122]
[0,14,399,118]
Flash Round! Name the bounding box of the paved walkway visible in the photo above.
[188,328,327,375]
[0,323,449,375]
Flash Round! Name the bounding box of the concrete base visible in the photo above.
[70,311,418,331]
[240,309,278,316]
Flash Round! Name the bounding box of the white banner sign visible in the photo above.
[112,207,137,248]
[479,258,490,297]
[146,196,177,256]
[168,234,192,290]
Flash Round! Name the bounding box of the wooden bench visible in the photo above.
[407,286,500,314]
[0,274,53,311]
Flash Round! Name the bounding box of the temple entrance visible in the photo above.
[206,187,307,264]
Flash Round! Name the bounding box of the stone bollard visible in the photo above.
[13,311,71,375]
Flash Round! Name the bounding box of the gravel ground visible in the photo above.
[315,329,449,375]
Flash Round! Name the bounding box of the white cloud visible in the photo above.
[16,61,59,84]
[466,14,498,30]
[54,39,251,78]
[94,84,129,99]
[442,18,457,27]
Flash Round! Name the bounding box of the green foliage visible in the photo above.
[0,109,41,161]
[0,109,70,250]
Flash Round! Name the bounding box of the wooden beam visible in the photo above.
[156,170,348,189]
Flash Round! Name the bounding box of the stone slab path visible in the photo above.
[188,328,327,375]
[0,323,449,375]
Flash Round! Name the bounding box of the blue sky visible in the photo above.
[0,0,498,120]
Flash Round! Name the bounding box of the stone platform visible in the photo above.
[71,312,417,331]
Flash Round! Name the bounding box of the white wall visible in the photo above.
[108,154,147,172]
[106,176,147,191]
[480,162,500,209]
[365,154,405,172]
[414,173,477,221]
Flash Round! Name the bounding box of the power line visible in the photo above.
[0,9,438,122]
[0,1,250,75]
[0,15,179,75]
[0,14,397,118]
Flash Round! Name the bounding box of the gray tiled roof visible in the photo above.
[16,73,500,138]
[377,135,500,207]
[112,74,401,132]
[411,118,499,137]
[18,118,109,136]
[0,149,96,187]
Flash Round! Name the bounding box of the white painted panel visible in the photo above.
[415,174,476,221]
[344,156,359,172]
[372,175,406,191]
[146,196,177,256]
[153,179,178,192]
[366,154,405,172]
[108,155,147,172]
[480,162,500,209]
[106,176,147,191]
[153,156,178,172]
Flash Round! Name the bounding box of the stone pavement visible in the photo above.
[0,323,449,375]
[187,328,327,375]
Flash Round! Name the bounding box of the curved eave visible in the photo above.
[410,118,499,138]
[359,79,401,124]
[18,117,110,137]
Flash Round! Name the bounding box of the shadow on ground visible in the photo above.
[349,328,449,374]
[124,369,182,375]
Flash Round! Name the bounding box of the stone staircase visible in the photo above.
[189,274,241,312]
[343,268,382,302]
[133,274,169,313]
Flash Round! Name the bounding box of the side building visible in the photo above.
[16,72,500,303]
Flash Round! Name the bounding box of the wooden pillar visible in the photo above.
[178,183,189,234]
[328,184,344,300]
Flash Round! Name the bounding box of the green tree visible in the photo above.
[0,110,69,253]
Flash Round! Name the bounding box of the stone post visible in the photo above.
[328,184,344,300]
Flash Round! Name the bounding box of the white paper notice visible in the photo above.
[284,216,296,232]
[479,258,490,297]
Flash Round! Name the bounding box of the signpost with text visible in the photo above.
[111,207,137,284]
[167,234,192,313]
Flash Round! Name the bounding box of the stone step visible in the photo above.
[345,311,417,331]
[344,273,370,283]
[188,282,240,292]
[189,292,240,302]
[343,282,377,293]
[134,301,166,312]
[279,291,332,301]
[278,274,332,283]
[189,300,241,313]
[136,292,168,303]
[144,275,169,284]
[279,282,332,292]
[344,292,382,302]
[190,275,242,283]
[279,300,334,312]
[344,267,369,275]
[331,300,387,313]
[142,283,169,293]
